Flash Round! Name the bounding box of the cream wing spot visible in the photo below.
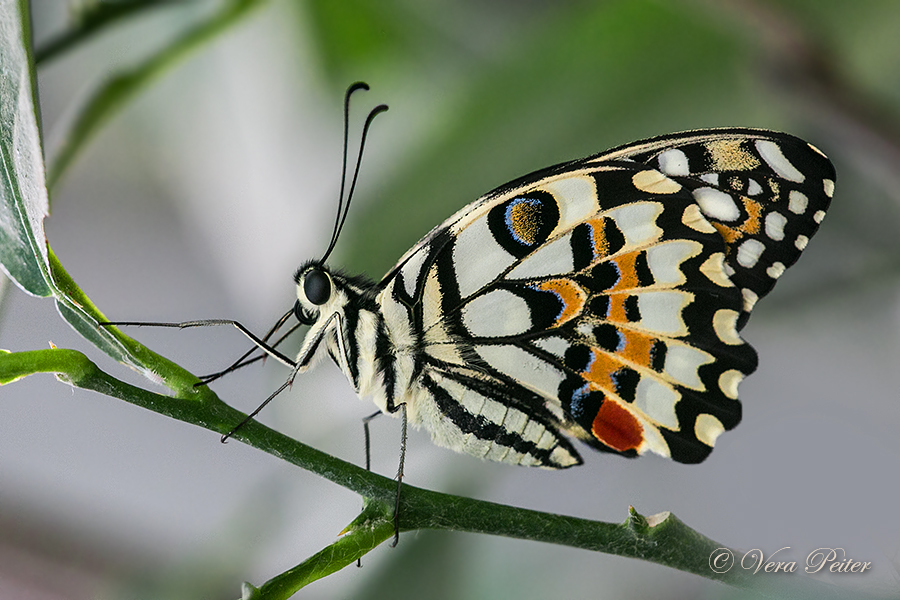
[533,336,570,359]
[539,175,598,231]
[813,210,825,224]
[695,414,725,447]
[693,187,741,221]
[795,235,809,250]
[713,309,743,345]
[718,369,743,400]
[700,173,719,186]
[551,447,580,467]
[700,253,733,288]
[767,262,785,279]
[632,169,682,194]
[399,248,428,298]
[741,288,758,312]
[476,344,565,399]
[682,204,717,233]
[823,179,835,198]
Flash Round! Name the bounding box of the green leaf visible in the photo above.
[0,0,53,297]
[47,0,268,189]
[35,0,177,65]
[0,0,259,393]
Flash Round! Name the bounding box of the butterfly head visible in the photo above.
[293,262,335,325]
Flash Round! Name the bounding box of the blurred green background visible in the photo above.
[2,0,900,598]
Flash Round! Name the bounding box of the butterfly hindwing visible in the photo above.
[376,129,834,466]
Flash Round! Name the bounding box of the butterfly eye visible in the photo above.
[304,268,331,305]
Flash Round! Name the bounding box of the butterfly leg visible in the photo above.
[356,410,383,567]
[221,312,342,441]
[101,318,297,369]
[388,402,407,547]
[361,410,383,472]
[198,309,299,386]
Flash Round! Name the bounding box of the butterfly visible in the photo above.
[109,85,835,471]
[285,126,834,469]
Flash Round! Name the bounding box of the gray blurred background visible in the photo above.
[2,1,899,598]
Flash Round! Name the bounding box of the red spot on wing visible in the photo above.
[591,399,644,452]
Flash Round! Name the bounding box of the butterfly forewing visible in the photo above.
[371,129,834,467]
[592,129,836,326]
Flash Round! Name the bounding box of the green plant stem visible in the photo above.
[0,348,860,600]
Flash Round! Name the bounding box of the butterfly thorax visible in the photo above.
[294,264,420,416]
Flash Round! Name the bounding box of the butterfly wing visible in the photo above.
[378,129,834,466]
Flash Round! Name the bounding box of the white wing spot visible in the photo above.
[657,149,690,176]
[747,178,763,196]
[736,238,765,268]
[634,378,680,430]
[637,291,692,336]
[476,344,565,399]
[693,187,741,222]
[813,210,826,224]
[718,369,744,400]
[507,232,574,279]
[454,217,515,298]
[767,262,785,279]
[632,169,682,194]
[663,344,714,390]
[756,140,805,182]
[605,202,664,247]
[550,447,580,467]
[533,336,570,359]
[788,190,808,214]
[700,173,719,186]
[682,204,716,233]
[400,249,428,298]
[645,240,701,286]
[462,289,531,336]
[695,414,725,447]
[795,235,809,250]
[713,309,743,345]
[764,211,787,241]
[823,179,835,198]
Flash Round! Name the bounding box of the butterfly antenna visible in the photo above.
[320,84,388,264]
[326,102,389,263]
